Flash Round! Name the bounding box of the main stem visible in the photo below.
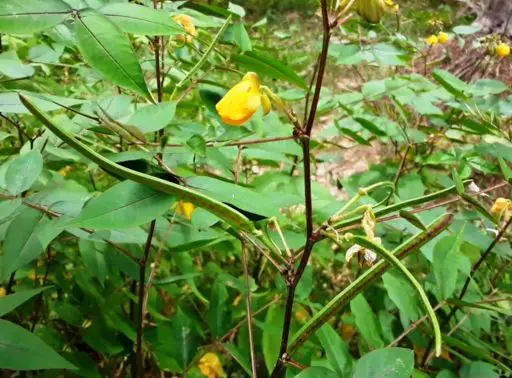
[136,219,157,377]
[270,2,331,376]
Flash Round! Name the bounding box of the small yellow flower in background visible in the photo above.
[295,307,310,323]
[496,43,511,58]
[176,201,195,221]
[198,353,226,378]
[28,270,37,281]
[0,287,6,297]
[491,197,512,221]
[173,14,197,43]
[216,72,266,126]
[58,165,72,177]
[384,0,399,13]
[426,35,439,46]
[438,32,449,44]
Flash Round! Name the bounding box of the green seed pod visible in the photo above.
[356,0,386,23]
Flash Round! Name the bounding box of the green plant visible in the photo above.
[0,0,511,377]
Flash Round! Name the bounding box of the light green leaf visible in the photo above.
[75,9,152,100]
[235,51,307,89]
[0,0,71,34]
[70,180,175,229]
[5,150,43,195]
[222,343,252,376]
[0,51,34,79]
[433,234,462,299]
[100,3,182,36]
[0,287,52,317]
[459,361,499,378]
[208,278,230,339]
[350,294,384,349]
[0,198,22,223]
[470,79,508,96]
[316,324,353,376]
[0,319,76,370]
[0,92,87,114]
[128,102,176,133]
[383,272,422,323]
[223,23,252,52]
[1,207,44,282]
[295,367,339,378]
[353,348,414,378]
[262,305,285,372]
[432,69,469,98]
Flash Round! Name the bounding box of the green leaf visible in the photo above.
[78,240,107,287]
[433,234,462,299]
[223,23,252,52]
[0,198,22,223]
[452,168,465,194]
[235,51,307,89]
[316,324,353,376]
[436,370,457,378]
[353,348,414,378]
[100,3,182,35]
[295,367,339,378]
[0,319,76,370]
[0,287,51,317]
[399,210,426,230]
[165,308,199,370]
[74,9,152,101]
[350,294,384,349]
[498,157,512,182]
[208,278,231,338]
[1,207,44,282]
[453,25,481,35]
[470,79,508,96]
[383,272,422,323]
[459,361,499,378]
[5,150,43,195]
[222,343,252,375]
[128,102,176,134]
[186,135,207,158]
[187,176,279,218]
[432,69,469,98]
[354,117,387,137]
[70,181,175,229]
[0,92,87,115]
[0,51,35,79]
[0,0,71,34]
[262,305,285,372]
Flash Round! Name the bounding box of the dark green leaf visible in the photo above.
[0,319,76,370]
[0,0,71,34]
[235,51,307,89]
[75,9,152,100]
[5,150,43,195]
[295,367,339,378]
[70,181,175,229]
[0,287,52,317]
[100,3,182,35]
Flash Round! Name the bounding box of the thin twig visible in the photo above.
[241,242,258,378]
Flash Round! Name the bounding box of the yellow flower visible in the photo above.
[176,201,195,221]
[0,287,6,297]
[173,14,197,43]
[496,43,511,58]
[438,32,449,44]
[28,270,37,281]
[491,197,512,221]
[426,35,439,46]
[198,353,226,378]
[58,165,72,177]
[216,72,264,126]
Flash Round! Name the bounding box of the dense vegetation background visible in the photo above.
[0,0,511,377]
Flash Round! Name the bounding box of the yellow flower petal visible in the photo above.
[426,35,439,46]
[438,32,449,44]
[173,14,197,43]
[262,93,272,115]
[176,201,195,221]
[0,287,6,297]
[496,43,511,58]
[198,353,226,378]
[356,0,386,23]
[216,72,262,126]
